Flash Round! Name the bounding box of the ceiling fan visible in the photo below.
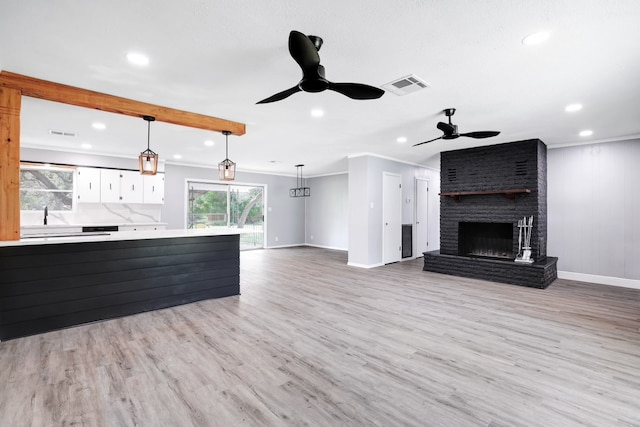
[413,108,500,147]
[256,30,385,104]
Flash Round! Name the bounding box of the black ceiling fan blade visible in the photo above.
[412,136,444,147]
[256,86,302,104]
[289,30,320,72]
[460,131,501,139]
[436,121,456,135]
[327,82,384,100]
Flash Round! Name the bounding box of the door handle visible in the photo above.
[385,222,388,225]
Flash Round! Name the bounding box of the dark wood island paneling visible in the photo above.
[0,233,239,340]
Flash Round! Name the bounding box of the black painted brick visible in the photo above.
[440,139,548,260]
[423,250,558,289]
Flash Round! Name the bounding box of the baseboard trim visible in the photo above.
[347,262,385,269]
[558,271,640,290]
[265,243,305,249]
[304,243,347,251]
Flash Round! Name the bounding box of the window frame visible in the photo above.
[19,162,77,212]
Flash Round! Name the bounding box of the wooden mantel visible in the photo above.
[439,188,531,202]
[0,71,247,241]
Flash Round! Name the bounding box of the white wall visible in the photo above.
[548,139,640,287]
[347,154,440,267]
[305,173,349,250]
[21,147,164,172]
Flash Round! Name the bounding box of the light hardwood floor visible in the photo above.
[1,247,639,427]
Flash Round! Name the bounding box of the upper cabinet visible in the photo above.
[76,167,101,203]
[143,174,165,204]
[100,169,121,203]
[76,167,164,204]
[120,170,144,204]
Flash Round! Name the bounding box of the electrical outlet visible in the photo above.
[310,235,314,240]
[275,236,278,242]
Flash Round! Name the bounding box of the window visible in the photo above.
[186,180,265,250]
[20,165,75,211]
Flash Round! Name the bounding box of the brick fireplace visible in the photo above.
[423,139,558,288]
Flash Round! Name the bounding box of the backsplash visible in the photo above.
[21,203,163,226]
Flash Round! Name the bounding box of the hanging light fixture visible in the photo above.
[218,130,236,181]
[138,115,158,175]
[289,164,310,197]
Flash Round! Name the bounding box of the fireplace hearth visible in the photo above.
[423,139,557,288]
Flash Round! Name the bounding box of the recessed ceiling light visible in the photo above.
[579,130,593,137]
[204,140,215,147]
[92,122,106,130]
[396,137,407,143]
[310,109,324,118]
[81,143,92,149]
[565,103,583,112]
[522,31,550,46]
[173,154,182,159]
[126,52,149,66]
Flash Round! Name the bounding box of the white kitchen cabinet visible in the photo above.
[76,167,101,203]
[119,170,144,204]
[77,167,161,204]
[143,174,165,204]
[100,169,121,203]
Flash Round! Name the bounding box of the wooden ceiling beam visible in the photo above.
[0,71,246,136]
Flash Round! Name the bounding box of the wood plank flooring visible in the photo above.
[1,247,639,426]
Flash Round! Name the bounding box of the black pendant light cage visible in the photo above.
[289,164,310,197]
[218,130,236,181]
[139,115,158,175]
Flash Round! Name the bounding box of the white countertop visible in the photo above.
[0,228,239,247]
[21,223,168,229]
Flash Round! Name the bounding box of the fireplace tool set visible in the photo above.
[515,215,534,263]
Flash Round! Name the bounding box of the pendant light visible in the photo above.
[138,115,158,175]
[289,164,310,197]
[218,130,236,181]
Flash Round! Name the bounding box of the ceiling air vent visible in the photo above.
[48,130,76,137]
[382,74,430,96]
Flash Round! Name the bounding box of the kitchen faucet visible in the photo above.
[44,206,48,225]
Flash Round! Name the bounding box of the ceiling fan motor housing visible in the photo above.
[299,64,329,92]
[307,35,323,51]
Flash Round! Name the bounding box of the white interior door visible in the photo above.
[383,172,402,264]
[415,178,429,256]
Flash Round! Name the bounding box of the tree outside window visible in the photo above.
[20,167,74,211]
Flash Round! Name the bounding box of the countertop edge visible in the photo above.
[0,229,240,247]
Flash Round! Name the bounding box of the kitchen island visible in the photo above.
[0,230,240,340]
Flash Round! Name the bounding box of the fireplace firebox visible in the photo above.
[458,222,513,259]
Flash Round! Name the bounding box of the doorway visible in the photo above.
[383,172,402,264]
[187,181,265,250]
[415,178,429,256]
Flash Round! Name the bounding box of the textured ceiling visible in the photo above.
[2,0,640,176]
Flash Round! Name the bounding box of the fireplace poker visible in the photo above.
[517,219,522,258]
